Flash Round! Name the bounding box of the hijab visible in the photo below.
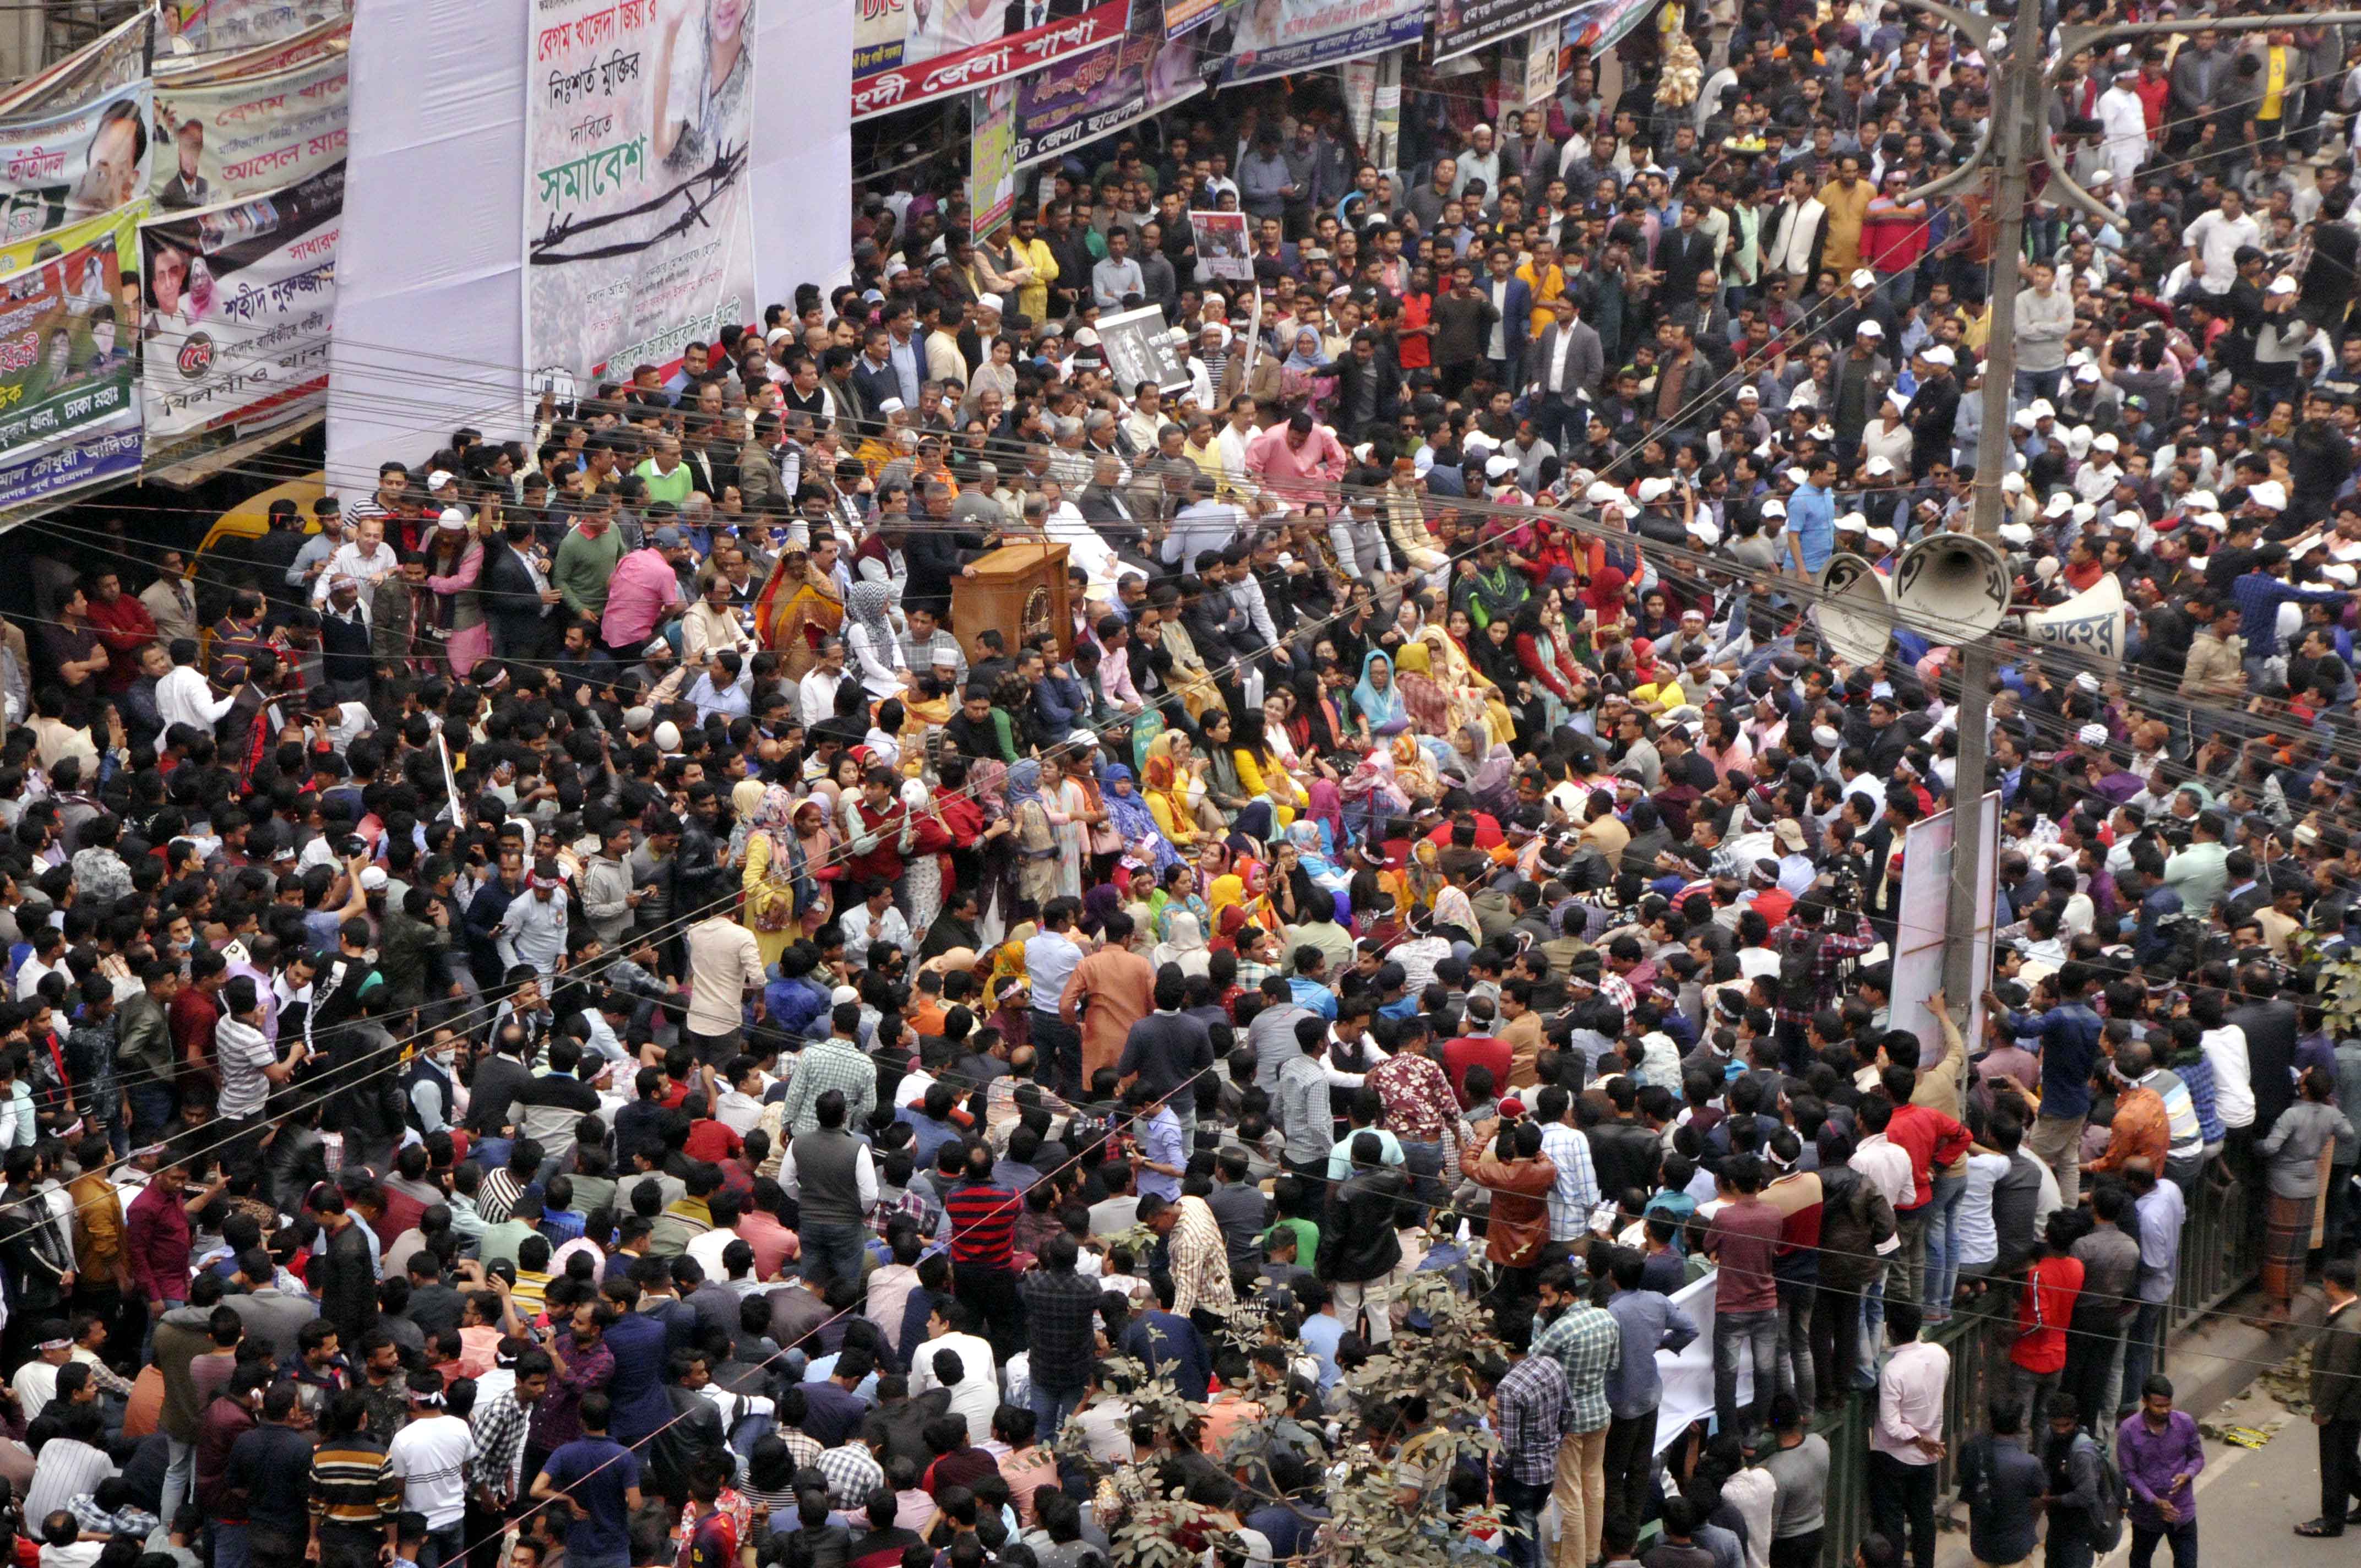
[1283,327,1326,371]
[1305,778,1345,849]
[1353,649,1403,727]
[1100,761,1178,872]
[1151,911,1212,976]
[847,580,896,647]
[1005,758,1045,812]
[1582,564,1628,617]
[970,758,1009,818]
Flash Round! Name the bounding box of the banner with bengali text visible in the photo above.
[151,45,349,209]
[159,0,350,61]
[139,160,340,442]
[0,7,153,116]
[853,0,1133,121]
[526,0,758,386]
[1013,10,1204,170]
[1212,0,1425,86]
[0,80,155,248]
[157,12,350,81]
[1429,0,1580,64]
[0,204,144,509]
[1161,0,1238,35]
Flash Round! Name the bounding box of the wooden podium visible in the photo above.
[950,542,1073,661]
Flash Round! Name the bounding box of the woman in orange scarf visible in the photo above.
[754,546,844,679]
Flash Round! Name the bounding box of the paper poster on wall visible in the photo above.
[0,80,156,246]
[0,204,144,509]
[1214,0,1426,85]
[140,159,340,442]
[526,0,758,386]
[1095,302,1187,394]
[151,46,349,209]
[1193,210,1250,280]
[853,0,1133,121]
[1011,10,1205,170]
[970,82,1016,241]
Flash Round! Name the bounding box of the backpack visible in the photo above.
[2080,1431,2126,1553]
[1777,924,1825,1010]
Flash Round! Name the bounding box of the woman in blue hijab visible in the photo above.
[1351,649,1407,745]
[1097,760,1179,880]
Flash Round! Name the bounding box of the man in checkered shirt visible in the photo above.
[1531,1262,1620,1568]
[1477,1318,1569,1568]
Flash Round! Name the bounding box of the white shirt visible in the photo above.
[2182,208,2262,293]
[10,1360,58,1423]
[385,1410,471,1528]
[799,667,847,727]
[156,663,236,734]
[2200,1024,2254,1128]
[910,1329,999,1442]
[313,541,399,604]
[686,1225,747,1286]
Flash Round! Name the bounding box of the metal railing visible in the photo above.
[1803,1172,2260,1568]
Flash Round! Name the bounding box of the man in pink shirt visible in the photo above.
[599,528,690,654]
[1245,409,1347,509]
[737,1179,800,1280]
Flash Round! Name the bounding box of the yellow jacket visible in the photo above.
[1011,237,1059,323]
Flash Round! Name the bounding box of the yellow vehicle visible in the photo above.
[189,470,325,663]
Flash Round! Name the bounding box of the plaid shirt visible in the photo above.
[779,1037,879,1139]
[815,1442,885,1511]
[1537,1123,1601,1240]
[1531,1303,1619,1433]
[1018,1268,1105,1388]
[466,1390,534,1503]
[1771,913,1876,1027]
[1494,1354,1570,1484]
[68,1496,156,1538]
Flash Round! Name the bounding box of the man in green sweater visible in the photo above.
[635,434,695,505]
[551,499,627,622]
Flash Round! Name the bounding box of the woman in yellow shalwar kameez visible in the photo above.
[1413,624,1517,747]
[739,785,809,968]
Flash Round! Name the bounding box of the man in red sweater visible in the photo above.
[83,570,157,694]
[1875,1057,1970,1309]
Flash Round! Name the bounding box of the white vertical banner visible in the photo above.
[1887,790,2000,1078]
[328,0,526,491]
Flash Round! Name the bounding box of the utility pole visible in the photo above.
[1912,4,2361,1025]
[1900,0,2044,1020]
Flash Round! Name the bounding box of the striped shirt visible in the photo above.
[943,1179,1020,1269]
[1537,1122,1601,1240]
[309,1435,402,1530]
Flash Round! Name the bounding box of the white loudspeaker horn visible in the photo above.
[1816,552,1896,666]
[1890,530,2012,643]
[2023,574,2126,663]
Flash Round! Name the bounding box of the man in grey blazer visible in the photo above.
[1522,294,1603,456]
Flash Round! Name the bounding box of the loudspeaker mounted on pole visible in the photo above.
[1891,530,2013,644]
[2021,574,2126,663]
[1815,552,1897,666]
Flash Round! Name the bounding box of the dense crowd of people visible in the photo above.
[8,4,2361,1568]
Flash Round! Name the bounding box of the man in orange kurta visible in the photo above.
[1059,916,1156,1090]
